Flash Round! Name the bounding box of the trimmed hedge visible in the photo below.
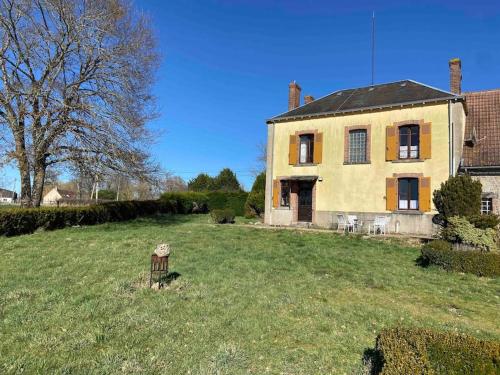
[210,208,235,224]
[372,327,500,375]
[206,191,248,216]
[420,240,500,277]
[160,192,209,214]
[0,200,175,237]
[159,191,248,216]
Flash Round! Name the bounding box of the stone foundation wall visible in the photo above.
[473,176,500,214]
[269,209,437,235]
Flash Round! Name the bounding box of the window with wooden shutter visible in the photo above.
[313,132,323,164]
[386,178,397,211]
[272,179,279,208]
[420,122,432,159]
[386,126,397,161]
[419,177,431,212]
[288,135,297,165]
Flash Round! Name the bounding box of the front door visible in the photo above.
[298,182,313,222]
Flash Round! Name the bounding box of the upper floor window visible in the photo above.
[348,129,367,163]
[399,125,419,159]
[481,197,493,214]
[398,178,419,210]
[299,134,314,164]
[280,181,290,207]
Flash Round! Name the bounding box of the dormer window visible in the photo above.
[399,125,419,159]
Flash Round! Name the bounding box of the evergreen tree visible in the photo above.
[212,168,242,192]
[188,173,214,191]
[245,172,266,217]
[433,174,482,219]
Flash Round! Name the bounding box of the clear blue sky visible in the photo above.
[2,0,500,191]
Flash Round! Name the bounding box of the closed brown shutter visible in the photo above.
[272,179,279,208]
[386,177,397,211]
[419,177,431,212]
[420,122,432,159]
[386,126,397,161]
[313,132,323,164]
[289,135,297,165]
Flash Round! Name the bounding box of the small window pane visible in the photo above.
[349,129,367,163]
[280,181,290,207]
[481,198,493,214]
[299,134,314,164]
[398,178,419,210]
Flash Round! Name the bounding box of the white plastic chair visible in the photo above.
[347,215,362,232]
[369,216,389,235]
[337,214,353,232]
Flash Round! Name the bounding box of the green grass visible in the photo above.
[0,215,498,374]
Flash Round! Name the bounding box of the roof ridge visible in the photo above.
[464,88,500,94]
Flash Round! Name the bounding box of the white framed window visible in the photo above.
[481,198,493,214]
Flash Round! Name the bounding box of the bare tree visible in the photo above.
[162,175,187,192]
[0,0,159,206]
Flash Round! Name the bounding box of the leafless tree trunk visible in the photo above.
[0,0,160,206]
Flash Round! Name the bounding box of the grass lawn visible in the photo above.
[0,215,499,374]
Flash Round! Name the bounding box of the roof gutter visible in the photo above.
[266,96,464,124]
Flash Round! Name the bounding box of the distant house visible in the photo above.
[0,188,17,204]
[42,187,77,205]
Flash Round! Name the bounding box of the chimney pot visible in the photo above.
[449,58,462,94]
[304,95,315,105]
[288,81,302,111]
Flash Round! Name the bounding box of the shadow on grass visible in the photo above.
[361,347,383,375]
[150,271,182,289]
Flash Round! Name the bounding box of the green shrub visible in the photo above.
[373,327,500,375]
[441,216,497,251]
[420,240,500,277]
[210,209,235,224]
[468,214,500,229]
[0,200,173,237]
[433,174,482,219]
[206,191,248,216]
[245,172,265,218]
[159,192,209,214]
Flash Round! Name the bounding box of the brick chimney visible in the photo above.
[304,95,315,105]
[288,81,301,110]
[449,58,462,94]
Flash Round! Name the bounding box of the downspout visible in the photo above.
[448,101,454,176]
[265,121,276,225]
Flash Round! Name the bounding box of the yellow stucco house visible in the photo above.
[264,60,467,235]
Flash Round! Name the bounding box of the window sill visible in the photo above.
[393,210,424,215]
[294,163,317,167]
[275,207,291,210]
[343,161,371,165]
[391,159,424,163]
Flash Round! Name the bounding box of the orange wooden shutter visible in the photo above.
[313,132,323,164]
[386,126,397,161]
[386,177,397,211]
[288,135,297,165]
[419,177,431,212]
[272,179,279,208]
[420,122,432,159]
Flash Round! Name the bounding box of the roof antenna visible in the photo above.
[371,11,375,86]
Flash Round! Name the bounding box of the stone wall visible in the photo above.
[474,176,500,214]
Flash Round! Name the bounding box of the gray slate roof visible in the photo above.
[268,80,462,123]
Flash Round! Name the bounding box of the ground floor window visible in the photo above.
[398,178,419,210]
[481,197,493,214]
[280,181,290,207]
